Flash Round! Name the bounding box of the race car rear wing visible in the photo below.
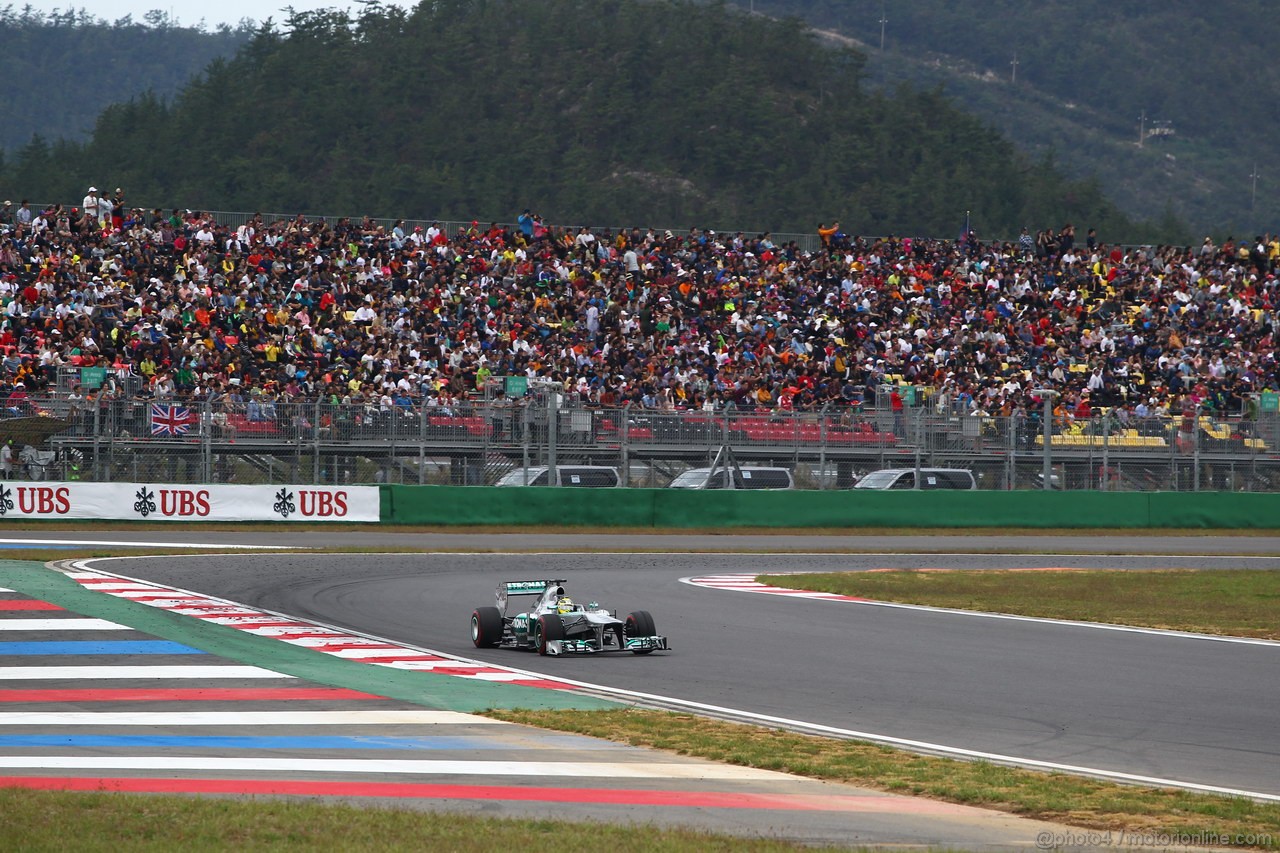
[496,579,567,614]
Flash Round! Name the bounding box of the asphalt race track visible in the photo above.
[12,529,1280,554]
[91,549,1280,799]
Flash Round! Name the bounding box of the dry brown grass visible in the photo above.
[487,709,1279,847]
[0,787,844,852]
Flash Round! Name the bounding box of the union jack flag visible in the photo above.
[150,404,194,436]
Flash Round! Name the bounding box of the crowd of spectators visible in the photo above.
[0,190,1276,433]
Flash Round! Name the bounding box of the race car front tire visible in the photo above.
[472,606,503,648]
[536,613,565,656]
[625,610,657,654]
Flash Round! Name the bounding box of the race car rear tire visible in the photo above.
[471,606,503,648]
[536,613,565,656]
[625,610,657,654]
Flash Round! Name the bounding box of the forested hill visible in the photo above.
[0,8,252,151]
[1,0,1151,240]
[736,0,1279,234]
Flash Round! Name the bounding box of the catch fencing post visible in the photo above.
[547,387,557,485]
[1101,410,1110,491]
[202,397,213,483]
[416,397,425,485]
[621,403,631,488]
[1193,405,1202,492]
[91,397,102,481]
[818,402,830,490]
[913,407,922,489]
[107,400,119,483]
[1005,412,1016,490]
[521,402,531,477]
[721,409,732,489]
[314,398,323,485]
[1032,389,1058,490]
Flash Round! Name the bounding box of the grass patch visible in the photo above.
[757,569,1280,640]
[0,787,841,852]
[486,709,1280,847]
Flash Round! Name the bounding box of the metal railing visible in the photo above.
[5,395,1278,491]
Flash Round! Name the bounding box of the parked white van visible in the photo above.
[667,466,795,490]
[853,468,977,490]
[494,466,621,487]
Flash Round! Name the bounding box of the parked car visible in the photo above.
[853,468,977,490]
[667,466,795,490]
[494,465,621,487]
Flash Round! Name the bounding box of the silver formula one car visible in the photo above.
[471,578,668,656]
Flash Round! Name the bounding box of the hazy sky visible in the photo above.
[21,0,414,29]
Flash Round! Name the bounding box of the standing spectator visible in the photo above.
[1036,228,1056,258]
[890,387,905,436]
[110,188,126,232]
[15,200,32,227]
[1018,227,1034,258]
[82,187,102,224]
[1178,399,1197,453]
[0,439,12,479]
[585,299,600,342]
[97,192,114,231]
[1059,223,1075,252]
[818,222,838,248]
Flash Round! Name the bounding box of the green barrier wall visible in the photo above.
[1146,491,1280,529]
[381,485,1280,529]
[384,484,656,527]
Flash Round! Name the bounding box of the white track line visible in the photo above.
[679,574,1280,648]
[1,539,293,550]
[0,711,499,726]
[275,636,392,648]
[0,756,781,779]
[51,549,1280,559]
[327,648,437,659]
[0,619,128,631]
[0,666,290,680]
[373,660,488,671]
[335,550,1280,558]
[73,556,1280,803]
[241,626,346,637]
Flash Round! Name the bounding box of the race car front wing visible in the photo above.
[544,634,669,655]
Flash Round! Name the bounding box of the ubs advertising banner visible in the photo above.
[0,483,379,522]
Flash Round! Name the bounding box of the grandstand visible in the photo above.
[0,196,1277,489]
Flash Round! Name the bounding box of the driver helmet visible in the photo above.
[557,596,575,614]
